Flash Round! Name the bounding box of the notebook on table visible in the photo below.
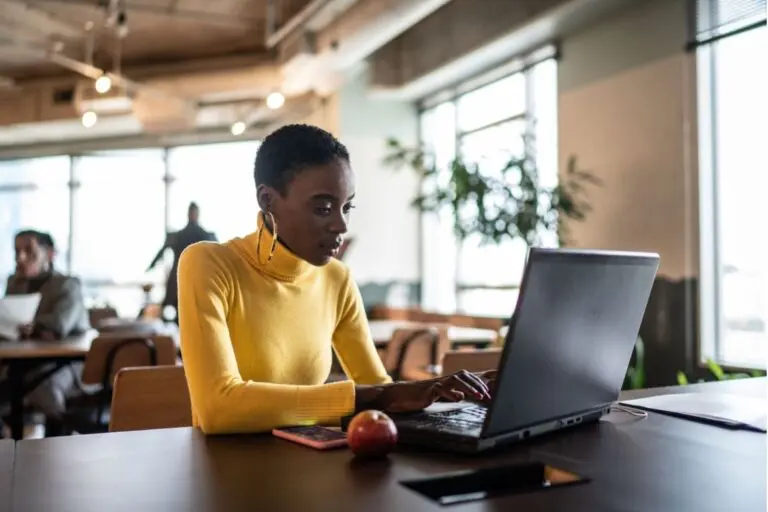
[620,392,767,433]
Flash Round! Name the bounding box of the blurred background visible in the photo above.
[0,0,765,383]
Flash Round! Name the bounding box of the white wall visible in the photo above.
[335,68,421,285]
[558,0,699,280]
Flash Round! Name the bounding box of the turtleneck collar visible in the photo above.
[230,212,314,282]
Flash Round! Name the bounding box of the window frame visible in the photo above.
[416,46,558,314]
[695,24,767,370]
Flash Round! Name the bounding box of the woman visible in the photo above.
[178,124,493,434]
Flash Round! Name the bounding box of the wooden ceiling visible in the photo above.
[0,0,312,79]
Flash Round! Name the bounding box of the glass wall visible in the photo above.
[0,157,71,280]
[167,142,259,244]
[418,55,558,316]
[0,141,259,317]
[698,25,767,369]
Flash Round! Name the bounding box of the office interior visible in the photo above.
[0,0,765,509]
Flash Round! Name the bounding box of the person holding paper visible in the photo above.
[0,230,90,434]
[4,230,89,340]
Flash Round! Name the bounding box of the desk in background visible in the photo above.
[0,326,180,440]
[0,332,94,440]
[9,378,766,511]
[368,320,498,348]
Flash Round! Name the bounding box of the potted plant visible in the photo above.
[383,133,600,253]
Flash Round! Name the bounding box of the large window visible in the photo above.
[0,142,260,317]
[167,142,260,243]
[418,52,558,316]
[0,157,71,282]
[695,0,766,368]
[71,150,167,315]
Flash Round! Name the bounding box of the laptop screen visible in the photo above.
[483,249,659,438]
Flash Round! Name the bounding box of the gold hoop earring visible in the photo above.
[256,210,278,265]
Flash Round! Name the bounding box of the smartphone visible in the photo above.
[272,426,349,450]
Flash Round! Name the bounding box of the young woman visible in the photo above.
[178,124,492,434]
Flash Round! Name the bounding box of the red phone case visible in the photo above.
[272,426,349,450]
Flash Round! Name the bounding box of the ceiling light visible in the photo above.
[81,111,98,128]
[230,121,246,136]
[266,91,285,110]
[94,74,112,94]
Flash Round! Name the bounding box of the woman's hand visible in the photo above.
[476,369,497,394]
[355,370,492,414]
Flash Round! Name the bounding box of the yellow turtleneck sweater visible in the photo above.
[177,217,391,434]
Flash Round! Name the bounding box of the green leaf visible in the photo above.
[382,135,598,250]
[706,359,726,380]
[676,371,689,386]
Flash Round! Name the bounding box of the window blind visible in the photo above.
[688,0,767,49]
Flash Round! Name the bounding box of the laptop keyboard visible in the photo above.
[405,404,488,434]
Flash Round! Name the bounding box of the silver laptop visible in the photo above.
[356,248,660,454]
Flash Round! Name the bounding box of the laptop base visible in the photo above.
[392,406,611,454]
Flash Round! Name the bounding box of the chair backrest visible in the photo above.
[381,327,446,381]
[80,334,177,386]
[109,365,192,432]
[88,307,118,328]
[441,349,502,375]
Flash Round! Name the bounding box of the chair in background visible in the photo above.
[441,349,502,376]
[381,327,448,381]
[110,366,192,432]
[59,335,177,434]
[88,307,118,329]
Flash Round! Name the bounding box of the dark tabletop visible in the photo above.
[1,440,14,512]
[11,379,767,512]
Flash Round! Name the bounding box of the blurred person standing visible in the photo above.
[147,202,217,322]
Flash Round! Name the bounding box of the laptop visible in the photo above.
[343,248,659,454]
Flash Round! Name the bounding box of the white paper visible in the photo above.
[0,293,41,341]
[622,392,767,432]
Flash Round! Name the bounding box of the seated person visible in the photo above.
[178,124,494,435]
[1,230,90,432]
[5,230,90,340]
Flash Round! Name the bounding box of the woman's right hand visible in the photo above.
[355,370,492,414]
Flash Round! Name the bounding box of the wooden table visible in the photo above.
[0,332,95,441]
[10,379,766,511]
[0,327,180,440]
[0,440,13,512]
[369,320,498,348]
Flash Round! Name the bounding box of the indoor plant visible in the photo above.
[383,135,599,247]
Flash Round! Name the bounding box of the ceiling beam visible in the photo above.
[0,1,83,39]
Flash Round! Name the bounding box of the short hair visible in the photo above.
[254,124,350,195]
[188,202,199,211]
[15,229,51,248]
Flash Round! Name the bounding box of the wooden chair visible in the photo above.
[88,307,118,328]
[381,327,448,381]
[110,366,192,432]
[59,334,178,434]
[441,349,502,376]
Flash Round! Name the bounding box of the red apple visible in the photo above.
[347,410,398,458]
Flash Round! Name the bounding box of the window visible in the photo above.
[418,52,558,316]
[0,157,71,286]
[167,142,260,243]
[694,0,767,368]
[0,141,260,317]
[71,150,167,317]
